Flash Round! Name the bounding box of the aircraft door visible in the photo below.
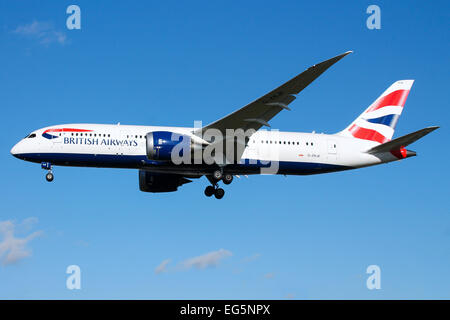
[327,139,337,161]
[120,129,133,156]
[52,132,63,150]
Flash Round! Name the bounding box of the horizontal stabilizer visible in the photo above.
[366,126,439,154]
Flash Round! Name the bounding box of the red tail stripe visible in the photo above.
[366,89,410,112]
[349,124,389,144]
[43,128,93,133]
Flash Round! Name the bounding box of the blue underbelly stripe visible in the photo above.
[14,153,351,174]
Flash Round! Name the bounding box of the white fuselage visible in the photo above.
[11,123,399,176]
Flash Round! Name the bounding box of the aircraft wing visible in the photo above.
[194,51,352,162]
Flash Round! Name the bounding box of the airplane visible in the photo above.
[10,51,438,199]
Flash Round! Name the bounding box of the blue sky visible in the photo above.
[0,1,449,299]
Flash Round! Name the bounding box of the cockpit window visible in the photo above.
[27,133,36,139]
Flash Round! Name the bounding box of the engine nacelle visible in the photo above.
[146,131,201,162]
[139,170,192,193]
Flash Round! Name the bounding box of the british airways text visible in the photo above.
[64,137,138,146]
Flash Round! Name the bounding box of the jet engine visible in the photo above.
[138,170,192,193]
[145,131,203,162]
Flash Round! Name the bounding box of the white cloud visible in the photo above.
[20,217,39,232]
[0,218,42,266]
[181,249,232,270]
[13,20,67,45]
[242,253,261,263]
[155,259,171,274]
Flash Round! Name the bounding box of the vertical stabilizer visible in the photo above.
[338,80,414,143]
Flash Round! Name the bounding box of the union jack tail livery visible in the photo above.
[339,80,414,144]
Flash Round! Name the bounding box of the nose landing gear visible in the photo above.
[46,172,54,182]
[41,162,54,182]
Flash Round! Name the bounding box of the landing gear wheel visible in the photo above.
[204,185,215,197]
[222,174,233,185]
[213,170,223,181]
[46,172,54,182]
[214,188,225,199]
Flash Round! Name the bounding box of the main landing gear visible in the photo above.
[204,185,221,198]
[41,162,54,182]
[204,170,233,199]
[222,173,233,185]
[204,184,225,199]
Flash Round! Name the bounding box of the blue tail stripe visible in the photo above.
[365,114,399,128]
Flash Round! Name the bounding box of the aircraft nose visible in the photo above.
[10,142,21,158]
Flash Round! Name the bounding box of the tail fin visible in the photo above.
[338,80,414,144]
